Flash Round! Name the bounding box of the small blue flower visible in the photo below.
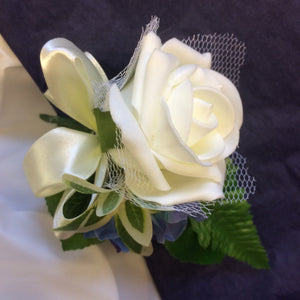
[84,217,129,252]
[152,211,188,244]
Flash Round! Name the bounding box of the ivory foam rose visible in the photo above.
[109,32,243,206]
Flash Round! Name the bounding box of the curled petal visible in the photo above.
[190,68,242,129]
[209,128,240,163]
[191,131,225,161]
[167,80,194,142]
[23,127,101,197]
[154,153,225,182]
[209,69,243,129]
[128,170,225,206]
[152,99,206,165]
[140,49,179,140]
[161,38,211,68]
[187,116,218,146]
[131,32,162,116]
[189,67,222,90]
[168,64,197,87]
[193,87,235,138]
[41,38,105,131]
[192,97,213,122]
[109,84,170,191]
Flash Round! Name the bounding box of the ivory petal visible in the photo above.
[161,38,211,68]
[109,84,170,191]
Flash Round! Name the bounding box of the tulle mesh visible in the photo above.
[98,17,255,218]
[94,16,160,110]
[223,151,256,203]
[111,16,160,90]
[182,33,246,86]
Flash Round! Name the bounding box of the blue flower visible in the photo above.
[151,211,188,244]
[84,217,129,252]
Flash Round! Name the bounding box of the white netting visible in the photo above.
[222,151,256,203]
[182,33,246,86]
[93,16,160,110]
[111,16,160,90]
[98,17,255,218]
[172,151,256,218]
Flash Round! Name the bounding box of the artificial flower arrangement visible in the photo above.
[23,17,269,269]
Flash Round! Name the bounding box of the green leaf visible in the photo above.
[210,201,270,269]
[61,233,101,251]
[125,200,144,232]
[96,191,122,217]
[83,208,105,227]
[224,189,245,202]
[52,188,113,235]
[117,202,153,246]
[62,173,111,194]
[165,220,225,264]
[190,217,212,249]
[45,192,63,217]
[93,109,117,152]
[55,210,91,231]
[40,114,92,133]
[115,214,142,254]
[62,192,91,219]
[103,193,121,214]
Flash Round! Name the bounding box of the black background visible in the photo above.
[1,1,299,299]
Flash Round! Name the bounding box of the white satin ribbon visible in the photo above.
[0,34,160,300]
[23,38,107,198]
[24,127,101,197]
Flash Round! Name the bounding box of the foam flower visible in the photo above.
[109,32,243,206]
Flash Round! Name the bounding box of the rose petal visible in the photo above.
[193,87,235,138]
[154,152,225,182]
[41,38,103,131]
[189,67,222,90]
[161,38,211,68]
[192,97,213,122]
[140,49,179,141]
[187,115,218,146]
[209,69,243,129]
[23,127,101,197]
[152,99,206,165]
[167,80,193,142]
[109,147,157,191]
[163,65,197,99]
[109,84,170,191]
[210,128,240,162]
[131,32,162,117]
[191,131,225,161]
[168,64,196,86]
[128,170,225,206]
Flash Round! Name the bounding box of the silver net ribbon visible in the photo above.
[97,16,256,218]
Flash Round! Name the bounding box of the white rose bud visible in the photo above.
[109,32,243,206]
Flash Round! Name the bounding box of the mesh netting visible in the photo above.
[97,17,255,218]
[172,152,256,218]
[182,33,246,86]
[94,16,160,109]
[111,16,160,90]
[222,151,256,203]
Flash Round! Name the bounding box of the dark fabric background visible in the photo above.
[1,1,299,299]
